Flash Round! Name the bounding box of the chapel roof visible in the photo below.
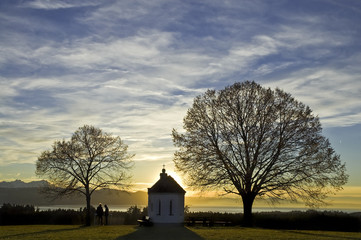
[148,168,186,194]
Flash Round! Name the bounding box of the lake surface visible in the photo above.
[36,204,360,213]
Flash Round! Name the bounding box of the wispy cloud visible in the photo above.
[23,0,100,10]
[265,66,361,127]
[0,0,360,185]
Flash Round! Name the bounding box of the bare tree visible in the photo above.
[36,125,134,226]
[172,81,348,226]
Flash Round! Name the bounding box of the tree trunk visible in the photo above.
[85,188,91,226]
[242,193,256,227]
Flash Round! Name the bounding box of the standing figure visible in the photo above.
[96,203,104,225]
[104,204,109,225]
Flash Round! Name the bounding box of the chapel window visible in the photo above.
[158,200,161,215]
[169,200,173,215]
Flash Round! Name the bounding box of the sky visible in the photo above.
[0,0,361,207]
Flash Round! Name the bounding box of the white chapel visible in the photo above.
[148,167,186,224]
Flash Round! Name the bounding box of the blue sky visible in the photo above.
[1,0,361,197]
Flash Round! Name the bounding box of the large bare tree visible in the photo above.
[172,81,348,226]
[36,125,134,226]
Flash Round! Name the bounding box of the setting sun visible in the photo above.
[166,170,186,190]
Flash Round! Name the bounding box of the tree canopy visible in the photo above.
[36,125,134,225]
[172,81,348,225]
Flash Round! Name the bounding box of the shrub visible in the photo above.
[123,205,147,224]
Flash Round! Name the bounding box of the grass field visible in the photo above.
[1,225,361,240]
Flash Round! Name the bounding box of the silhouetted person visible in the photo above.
[104,204,109,225]
[96,203,104,225]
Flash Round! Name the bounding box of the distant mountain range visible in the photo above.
[0,179,49,188]
[0,180,147,206]
[0,180,240,208]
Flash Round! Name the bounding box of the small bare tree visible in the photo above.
[36,125,134,226]
[172,81,348,226]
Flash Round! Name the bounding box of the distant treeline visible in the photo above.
[0,203,147,225]
[1,203,361,232]
[186,210,361,232]
[253,210,361,232]
[0,204,84,225]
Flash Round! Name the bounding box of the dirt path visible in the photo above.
[116,225,204,240]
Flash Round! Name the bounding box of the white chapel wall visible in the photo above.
[148,193,184,223]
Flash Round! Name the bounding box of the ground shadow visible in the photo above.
[280,230,361,240]
[0,226,82,239]
[116,225,204,240]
